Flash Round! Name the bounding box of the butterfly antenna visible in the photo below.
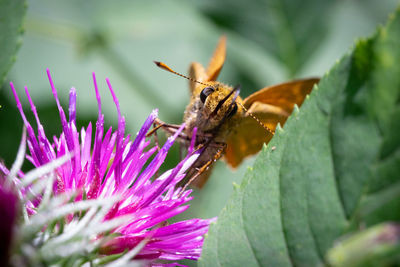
[154,61,213,87]
[237,102,275,135]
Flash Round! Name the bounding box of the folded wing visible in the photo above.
[224,78,319,167]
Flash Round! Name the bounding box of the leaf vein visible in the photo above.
[278,145,295,267]
[328,113,349,219]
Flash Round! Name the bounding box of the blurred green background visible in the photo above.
[0,0,398,223]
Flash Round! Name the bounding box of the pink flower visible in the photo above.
[3,70,214,265]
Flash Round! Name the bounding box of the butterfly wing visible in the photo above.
[206,35,227,82]
[224,102,286,167]
[224,78,319,168]
[243,78,319,111]
[188,35,227,92]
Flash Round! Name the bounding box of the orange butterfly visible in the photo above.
[154,36,319,187]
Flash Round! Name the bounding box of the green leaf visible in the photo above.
[200,7,400,267]
[0,0,26,83]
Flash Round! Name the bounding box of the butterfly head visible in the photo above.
[154,61,243,133]
[196,82,241,123]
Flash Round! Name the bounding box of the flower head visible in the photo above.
[2,70,214,265]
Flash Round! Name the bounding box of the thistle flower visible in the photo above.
[1,70,214,265]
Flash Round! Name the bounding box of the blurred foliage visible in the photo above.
[0,0,26,83]
[0,0,399,236]
[195,0,335,76]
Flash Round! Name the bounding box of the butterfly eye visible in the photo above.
[200,87,215,103]
[227,103,238,118]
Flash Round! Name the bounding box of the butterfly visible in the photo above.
[153,36,319,188]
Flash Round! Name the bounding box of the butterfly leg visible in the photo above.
[146,118,191,141]
[152,122,161,151]
[150,122,163,178]
[180,142,226,192]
